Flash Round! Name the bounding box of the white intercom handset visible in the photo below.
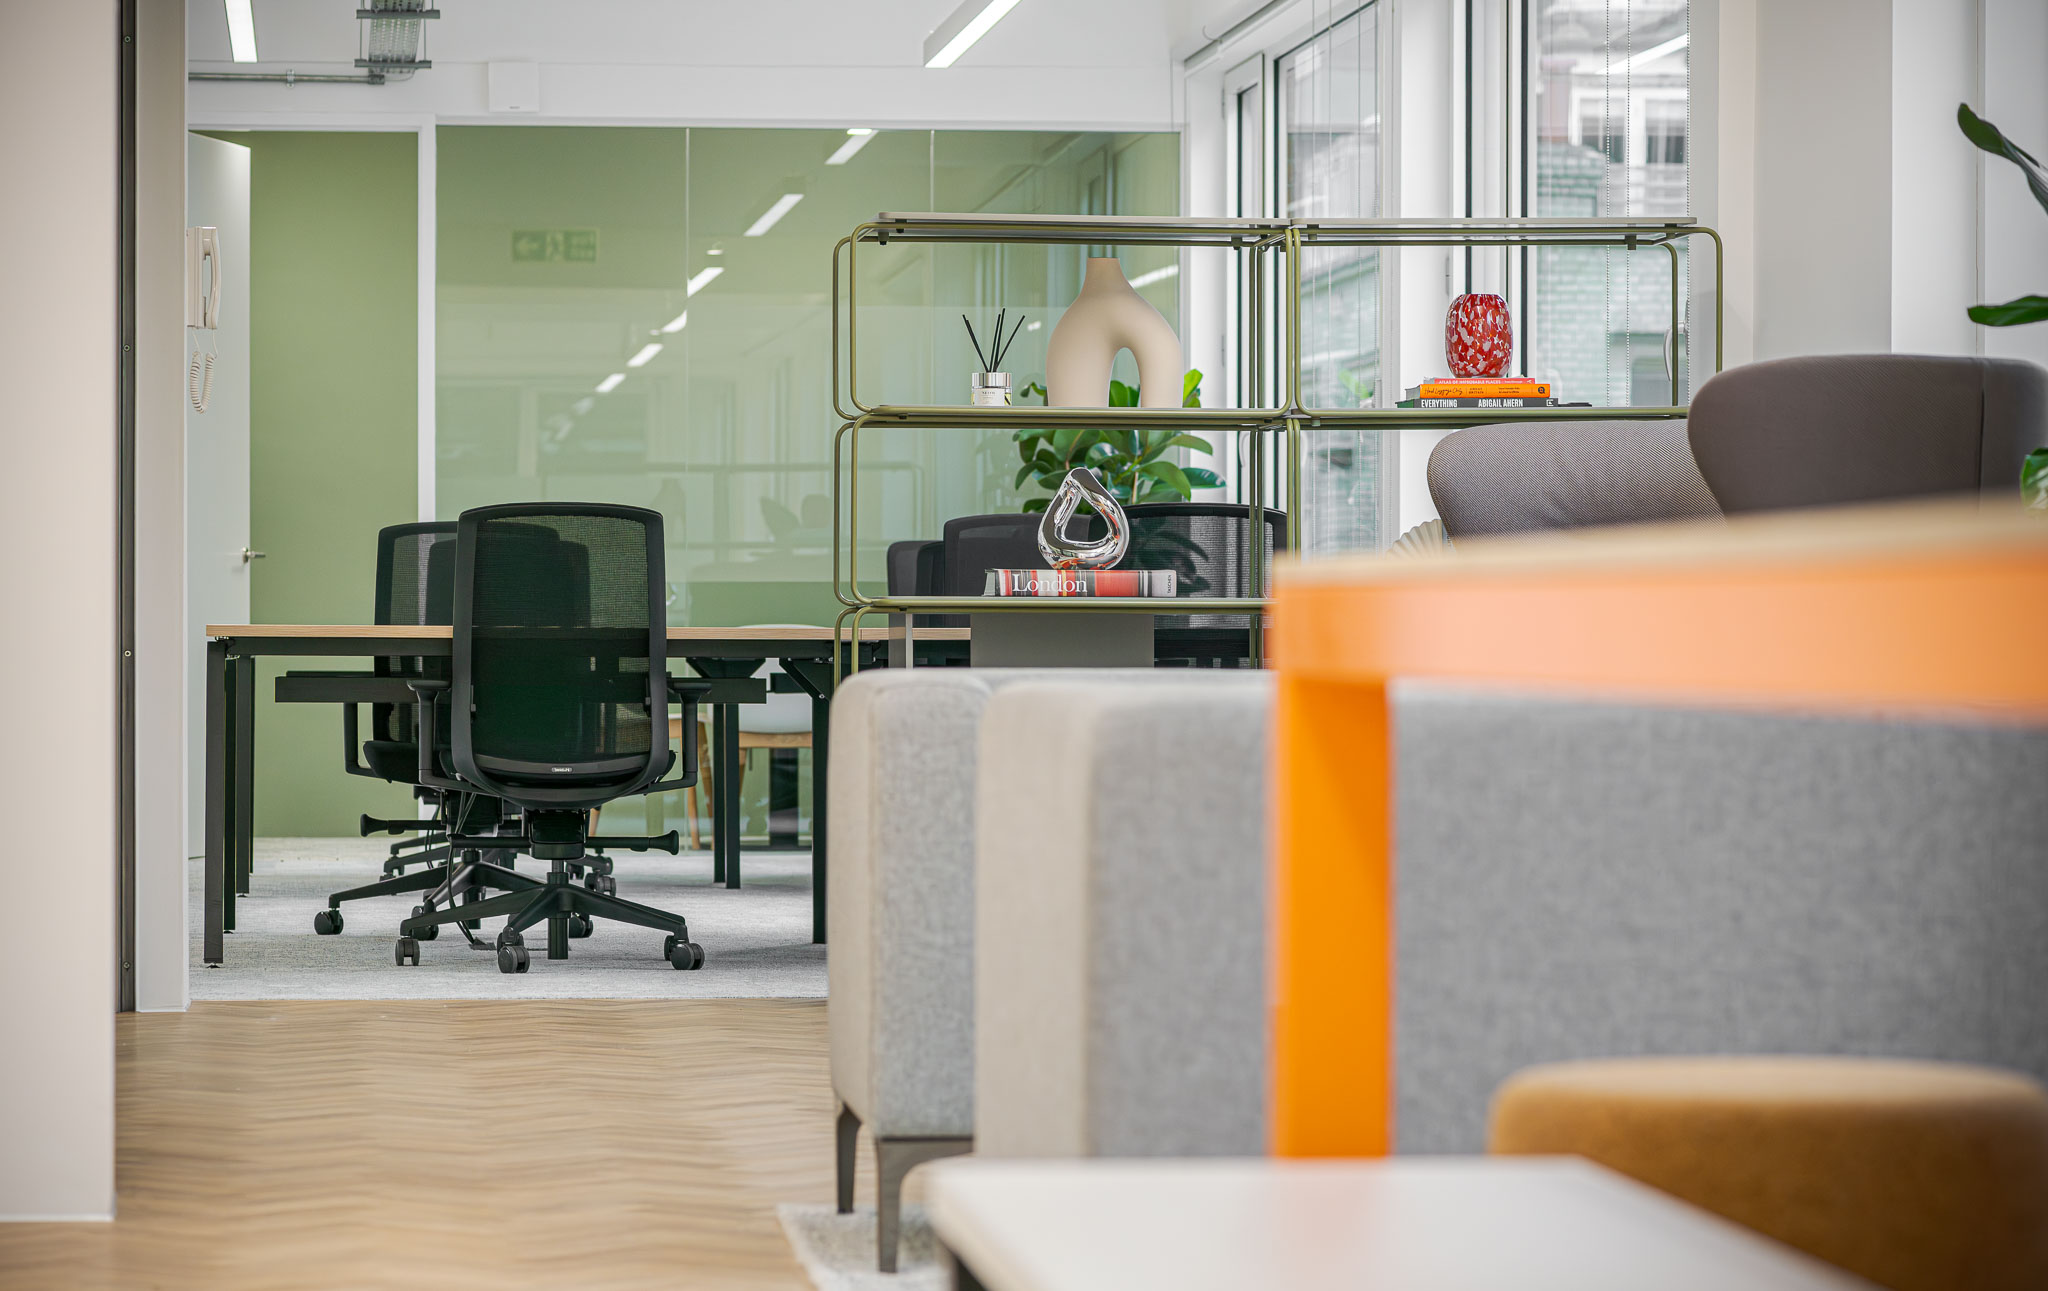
[186,226,222,412]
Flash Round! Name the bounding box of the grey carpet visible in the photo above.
[190,837,826,1000]
[778,1204,944,1291]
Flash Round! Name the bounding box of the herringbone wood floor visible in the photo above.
[0,1000,850,1289]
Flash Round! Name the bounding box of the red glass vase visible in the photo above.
[1444,292,1513,378]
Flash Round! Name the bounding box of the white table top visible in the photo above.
[923,1157,1874,1291]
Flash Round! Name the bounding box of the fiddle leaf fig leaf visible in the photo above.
[1138,459,1193,499]
[1960,104,2048,219]
[2023,448,2048,509]
[1967,295,2048,328]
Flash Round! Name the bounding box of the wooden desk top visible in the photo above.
[205,624,972,643]
[923,1157,1872,1291]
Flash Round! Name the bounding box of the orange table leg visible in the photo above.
[1271,673,1393,1157]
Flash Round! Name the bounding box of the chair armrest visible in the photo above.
[404,679,467,792]
[666,676,714,703]
[639,676,714,793]
[342,703,374,778]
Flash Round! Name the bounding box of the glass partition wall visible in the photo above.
[437,126,1180,628]
[438,125,1178,840]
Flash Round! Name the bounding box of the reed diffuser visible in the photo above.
[964,310,1027,406]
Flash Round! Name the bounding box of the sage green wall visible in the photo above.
[214,131,419,836]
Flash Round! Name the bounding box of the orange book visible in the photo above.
[1413,379,1552,398]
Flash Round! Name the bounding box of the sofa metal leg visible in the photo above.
[836,1103,859,1215]
[875,1136,972,1274]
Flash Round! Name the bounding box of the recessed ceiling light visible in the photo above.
[660,310,689,334]
[224,0,258,62]
[744,193,805,238]
[572,397,595,414]
[627,342,663,368]
[1128,264,1179,289]
[924,0,1024,69]
[595,373,626,394]
[686,266,723,296]
[706,247,723,256]
[827,130,877,165]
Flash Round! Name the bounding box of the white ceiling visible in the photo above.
[185,0,1232,130]
[188,1,1190,73]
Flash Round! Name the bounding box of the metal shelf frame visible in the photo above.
[829,213,1723,672]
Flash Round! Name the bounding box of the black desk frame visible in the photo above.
[201,629,973,965]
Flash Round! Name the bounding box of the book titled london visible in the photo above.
[983,569,1179,597]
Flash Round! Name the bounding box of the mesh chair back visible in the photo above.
[451,504,669,805]
[371,522,459,744]
[886,537,956,629]
[1116,502,1287,630]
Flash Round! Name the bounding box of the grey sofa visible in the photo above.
[972,676,1272,1159]
[1427,355,2048,540]
[1688,353,2048,512]
[1390,684,2048,1152]
[827,666,1249,1271]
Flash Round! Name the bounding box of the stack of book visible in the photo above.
[1397,377,1560,409]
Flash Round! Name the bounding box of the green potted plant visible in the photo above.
[1957,104,2048,504]
[1009,369,1223,513]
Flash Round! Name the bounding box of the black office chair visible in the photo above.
[1116,502,1287,632]
[312,524,535,937]
[398,503,712,973]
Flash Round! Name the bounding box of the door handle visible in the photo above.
[241,548,267,563]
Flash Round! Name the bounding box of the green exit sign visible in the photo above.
[511,228,598,263]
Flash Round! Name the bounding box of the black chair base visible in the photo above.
[393,867,702,972]
[315,847,536,935]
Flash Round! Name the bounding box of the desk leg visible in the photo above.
[233,656,255,896]
[709,704,726,884]
[204,640,228,964]
[809,687,829,943]
[719,704,742,889]
[783,657,834,945]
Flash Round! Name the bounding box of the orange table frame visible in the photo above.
[1266,501,2048,1157]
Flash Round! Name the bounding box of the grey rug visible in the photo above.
[190,837,826,1000]
[778,1204,944,1291]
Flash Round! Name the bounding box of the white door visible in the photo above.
[186,134,251,855]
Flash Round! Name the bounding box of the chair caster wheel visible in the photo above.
[313,909,343,935]
[587,875,616,897]
[567,915,593,939]
[666,936,704,970]
[395,936,420,966]
[409,904,440,940]
[497,942,531,974]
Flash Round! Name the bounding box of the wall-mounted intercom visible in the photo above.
[186,225,222,412]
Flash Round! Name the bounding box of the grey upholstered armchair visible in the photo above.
[1686,353,2048,512]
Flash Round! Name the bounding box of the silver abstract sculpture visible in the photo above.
[1036,467,1130,570]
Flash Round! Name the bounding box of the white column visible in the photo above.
[135,0,190,1012]
[0,2,118,1220]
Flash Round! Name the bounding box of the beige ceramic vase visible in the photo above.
[1045,257,1185,407]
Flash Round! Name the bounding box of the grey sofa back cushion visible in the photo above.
[974,676,1272,1159]
[1391,682,2048,1154]
[1687,354,2048,512]
[1426,420,1720,539]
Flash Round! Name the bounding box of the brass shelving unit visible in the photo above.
[830,213,1723,672]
